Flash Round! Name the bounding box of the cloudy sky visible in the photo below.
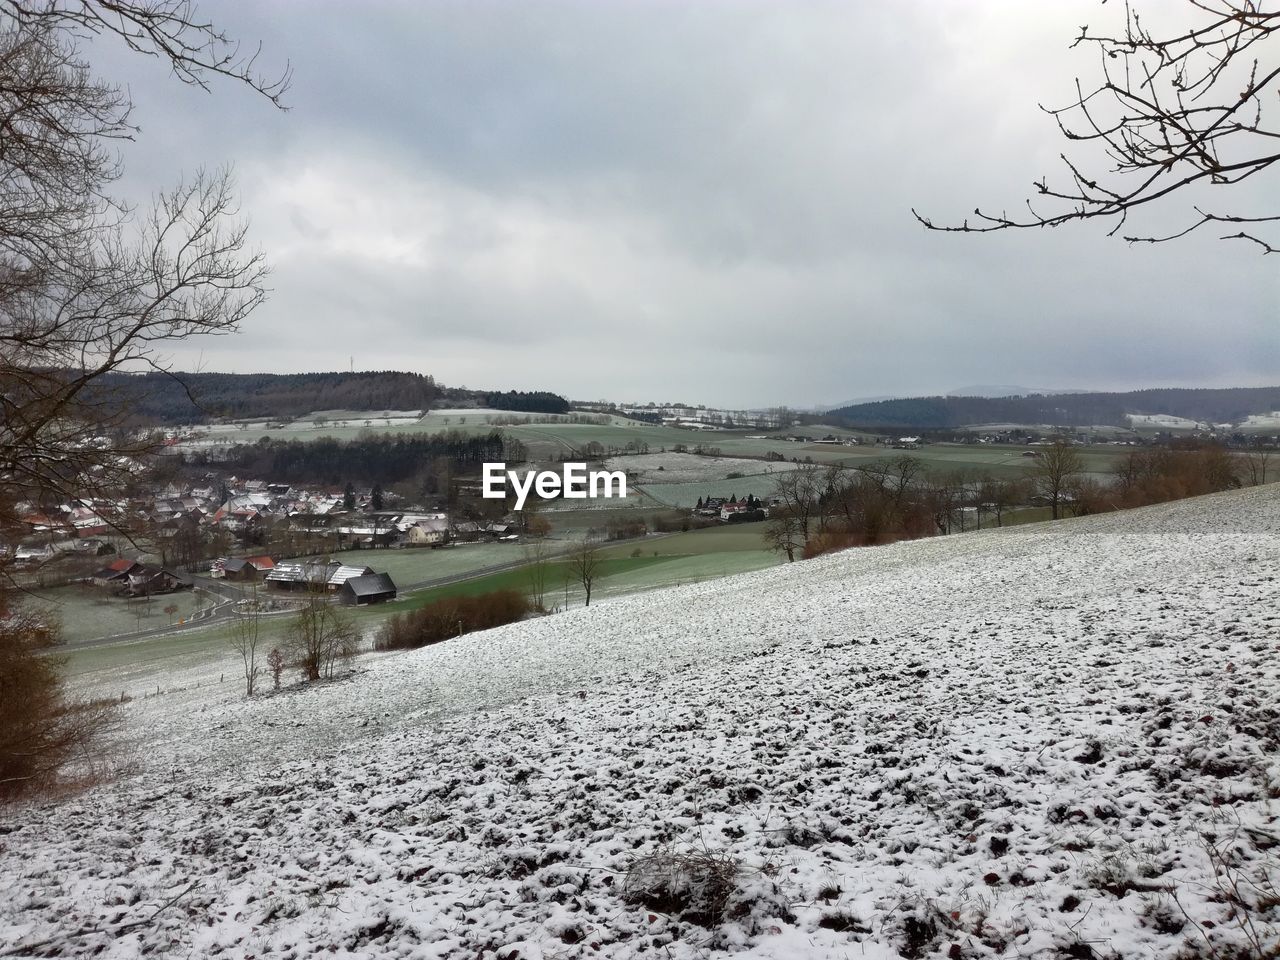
[100,1,1276,408]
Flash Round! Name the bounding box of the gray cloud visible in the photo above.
[91,0,1278,407]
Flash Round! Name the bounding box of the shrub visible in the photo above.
[0,597,121,800]
[605,517,648,541]
[373,589,529,651]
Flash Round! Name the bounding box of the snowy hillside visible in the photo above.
[3,486,1279,959]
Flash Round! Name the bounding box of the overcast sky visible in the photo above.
[99,1,1277,408]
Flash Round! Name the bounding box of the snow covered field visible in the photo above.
[605,451,796,485]
[1242,412,1280,430]
[3,486,1279,959]
[1125,414,1210,431]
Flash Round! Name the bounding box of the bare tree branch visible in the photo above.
[916,1,1280,253]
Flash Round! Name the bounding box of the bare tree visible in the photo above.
[915,2,1280,253]
[522,537,554,611]
[1243,440,1275,485]
[567,537,602,608]
[770,462,823,546]
[0,4,283,795]
[0,3,287,563]
[762,512,803,562]
[981,477,1024,527]
[1032,441,1085,520]
[287,590,359,682]
[228,584,262,696]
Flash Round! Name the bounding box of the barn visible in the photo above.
[338,572,398,606]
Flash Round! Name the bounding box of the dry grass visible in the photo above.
[622,845,741,927]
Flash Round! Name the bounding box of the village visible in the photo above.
[3,463,785,630]
[3,473,533,612]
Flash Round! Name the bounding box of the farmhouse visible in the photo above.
[328,564,375,589]
[265,560,341,591]
[403,518,449,547]
[122,567,189,597]
[92,558,148,586]
[338,573,398,606]
[215,555,276,582]
[264,560,375,592]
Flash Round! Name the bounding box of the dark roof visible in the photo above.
[93,559,144,580]
[341,573,397,597]
[222,557,250,573]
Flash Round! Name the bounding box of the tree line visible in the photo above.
[94,370,443,424]
[827,387,1280,429]
[483,390,571,414]
[190,431,524,485]
[86,372,574,424]
[765,440,1264,562]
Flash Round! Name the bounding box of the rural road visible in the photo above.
[61,540,613,651]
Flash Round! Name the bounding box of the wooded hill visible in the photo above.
[186,432,524,485]
[92,371,569,423]
[826,387,1280,429]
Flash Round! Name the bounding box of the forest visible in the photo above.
[185,431,525,485]
[95,371,442,423]
[482,390,571,414]
[90,371,571,423]
[827,386,1280,429]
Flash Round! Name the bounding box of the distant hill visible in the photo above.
[826,386,1280,429]
[93,371,570,424]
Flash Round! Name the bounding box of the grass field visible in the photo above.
[58,523,781,689]
[322,541,530,586]
[639,472,787,507]
[31,582,214,642]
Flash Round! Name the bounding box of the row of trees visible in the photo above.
[764,440,1263,561]
[483,390,571,415]
[200,431,523,485]
[97,371,443,424]
[372,590,529,652]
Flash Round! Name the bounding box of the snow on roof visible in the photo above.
[328,565,374,586]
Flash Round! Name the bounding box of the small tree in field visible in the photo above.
[267,647,285,691]
[1244,442,1275,486]
[567,538,602,608]
[288,591,359,681]
[763,512,803,562]
[522,538,554,611]
[1032,441,1085,520]
[229,586,262,696]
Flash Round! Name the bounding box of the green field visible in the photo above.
[58,521,782,688]
[322,541,531,586]
[31,582,214,642]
